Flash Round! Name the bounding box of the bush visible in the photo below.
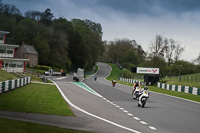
[34,65,52,71]
[123,69,133,78]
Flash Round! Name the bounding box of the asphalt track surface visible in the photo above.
[83,62,200,133]
[1,62,200,133]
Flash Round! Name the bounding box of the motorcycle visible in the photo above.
[138,90,150,108]
[132,86,141,99]
[112,80,116,87]
[94,75,97,81]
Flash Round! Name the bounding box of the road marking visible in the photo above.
[72,82,102,97]
[54,81,142,133]
[120,108,124,110]
[149,126,157,130]
[128,113,133,116]
[123,110,128,113]
[55,77,67,80]
[140,121,147,125]
[106,100,110,103]
[116,105,120,108]
[133,117,140,120]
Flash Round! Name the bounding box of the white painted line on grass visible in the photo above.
[53,81,142,133]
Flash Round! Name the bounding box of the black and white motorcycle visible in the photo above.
[138,87,150,108]
[132,86,141,99]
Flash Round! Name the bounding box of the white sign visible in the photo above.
[137,67,159,74]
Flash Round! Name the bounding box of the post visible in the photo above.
[170,64,172,79]
[179,65,182,82]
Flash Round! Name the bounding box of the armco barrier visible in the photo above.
[0,77,31,93]
[119,77,144,85]
[156,82,200,95]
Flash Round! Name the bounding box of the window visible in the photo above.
[0,48,6,53]
[7,49,13,54]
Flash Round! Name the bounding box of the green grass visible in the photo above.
[0,69,19,82]
[106,63,123,80]
[85,64,99,78]
[0,118,93,133]
[163,73,200,88]
[26,68,46,75]
[24,73,43,82]
[0,83,74,116]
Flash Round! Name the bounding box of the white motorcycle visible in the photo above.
[132,86,141,100]
[138,89,150,108]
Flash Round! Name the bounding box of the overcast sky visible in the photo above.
[5,0,200,62]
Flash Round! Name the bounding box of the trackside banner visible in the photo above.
[137,67,159,74]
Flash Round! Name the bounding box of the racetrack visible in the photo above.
[83,62,200,133]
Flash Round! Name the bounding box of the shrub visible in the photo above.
[34,65,52,71]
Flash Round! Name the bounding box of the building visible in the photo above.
[15,42,38,67]
[0,31,29,73]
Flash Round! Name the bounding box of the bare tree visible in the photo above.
[164,38,176,66]
[174,43,184,61]
[194,53,200,65]
[149,34,165,67]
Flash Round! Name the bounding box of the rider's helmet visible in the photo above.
[136,82,139,85]
[144,86,148,90]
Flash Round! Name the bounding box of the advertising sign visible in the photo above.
[137,67,159,74]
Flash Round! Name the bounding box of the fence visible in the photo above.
[164,74,200,83]
[0,77,31,93]
[119,77,144,85]
[156,82,200,95]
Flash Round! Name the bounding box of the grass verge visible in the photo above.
[0,118,93,133]
[106,63,123,80]
[0,69,19,82]
[0,83,74,116]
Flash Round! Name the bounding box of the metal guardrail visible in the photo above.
[156,82,200,95]
[0,77,31,93]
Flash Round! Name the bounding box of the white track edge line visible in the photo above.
[53,81,142,133]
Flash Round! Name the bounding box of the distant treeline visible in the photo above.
[0,1,104,71]
[1,0,200,76]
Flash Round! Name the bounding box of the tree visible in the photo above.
[164,38,176,66]
[174,43,184,61]
[123,49,139,66]
[25,10,42,21]
[40,8,54,26]
[14,18,38,44]
[149,34,165,67]
[194,53,200,65]
[71,19,104,69]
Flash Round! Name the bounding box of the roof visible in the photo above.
[0,31,10,34]
[0,57,29,62]
[24,45,38,54]
[0,44,19,48]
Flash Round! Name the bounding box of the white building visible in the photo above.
[0,31,29,73]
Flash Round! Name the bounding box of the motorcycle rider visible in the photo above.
[138,86,150,107]
[112,79,117,87]
[140,86,150,96]
[94,75,97,81]
[132,82,140,95]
